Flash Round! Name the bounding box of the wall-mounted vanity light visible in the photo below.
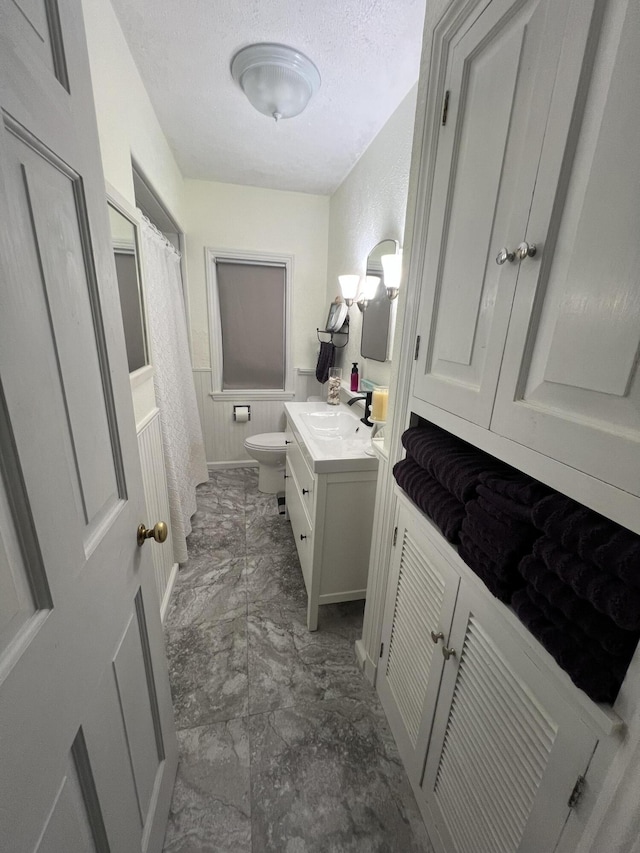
[357,275,381,313]
[338,274,360,308]
[381,252,402,300]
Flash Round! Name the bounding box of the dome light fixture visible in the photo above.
[231,43,321,122]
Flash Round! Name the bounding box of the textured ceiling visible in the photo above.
[110,0,426,195]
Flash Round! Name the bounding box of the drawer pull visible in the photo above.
[284,474,290,479]
[302,488,310,495]
[285,440,293,445]
[430,630,444,644]
[300,534,308,541]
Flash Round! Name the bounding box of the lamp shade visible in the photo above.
[231,44,321,121]
[338,275,360,302]
[363,275,381,300]
[381,252,402,300]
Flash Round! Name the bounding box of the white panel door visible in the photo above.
[491,0,640,498]
[0,1,177,851]
[377,498,460,784]
[412,0,600,428]
[421,582,598,853]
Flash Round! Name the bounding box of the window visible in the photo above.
[207,251,293,397]
[108,203,148,373]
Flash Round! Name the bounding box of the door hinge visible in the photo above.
[392,526,398,546]
[414,335,421,360]
[442,90,450,126]
[568,775,586,810]
[379,642,384,658]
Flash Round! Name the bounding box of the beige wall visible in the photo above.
[81,0,185,222]
[183,179,330,371]
[326,86,418,387]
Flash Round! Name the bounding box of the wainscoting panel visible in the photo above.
[137,409,177,616]
[193,368,323,465]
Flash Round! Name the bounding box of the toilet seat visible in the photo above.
[244,432,290,452]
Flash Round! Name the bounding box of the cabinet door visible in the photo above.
[491,0,640,498]
[377,499,460,783]
[421,583,598,853]
[412,0,578,426]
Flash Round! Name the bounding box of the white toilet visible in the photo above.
[244,432,290,494]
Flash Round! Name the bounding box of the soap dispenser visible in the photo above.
[350,362,359,392]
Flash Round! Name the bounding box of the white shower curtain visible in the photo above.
[140,216,208,563]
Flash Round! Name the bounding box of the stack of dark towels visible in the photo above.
[458,470,550,603]
[394,425,546,603]
[393,424,493,544]
[513,494,640,703]
[392,422,640,704]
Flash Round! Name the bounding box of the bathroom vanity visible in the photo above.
[284,402,378,630]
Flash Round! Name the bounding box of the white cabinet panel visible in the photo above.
[377,498,460,783]
[412,0,578,427]
[492,0,640,497]
[421,582,599,853]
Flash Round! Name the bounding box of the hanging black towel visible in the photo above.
[392,456,466,543]
[315,341,336,383]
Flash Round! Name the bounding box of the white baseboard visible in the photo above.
[160,562,179,623]
[207,460,259,470]
[355,638,378,686]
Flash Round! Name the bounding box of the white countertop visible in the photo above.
[284,401,379,473]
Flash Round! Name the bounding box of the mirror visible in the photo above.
[108,204,149,373]
[360,239,398,362]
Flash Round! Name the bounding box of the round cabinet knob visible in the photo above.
[430,630,444,644]
[302,488,310,495]
[300,534,308,541]
[515,241,537,260]
[285,440,293,445]
[496,247,515,265]
[137,521,168,547]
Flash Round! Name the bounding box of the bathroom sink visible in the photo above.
[300,410,366,440]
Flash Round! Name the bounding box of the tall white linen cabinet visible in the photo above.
[364,0,640,851]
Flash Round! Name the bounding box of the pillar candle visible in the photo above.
[371,387,389,422]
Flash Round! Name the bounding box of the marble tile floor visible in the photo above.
[163,467,433,853]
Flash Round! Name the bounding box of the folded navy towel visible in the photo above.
[533,537,640,631]
[511,589,624,703]
[393,457,466,543]
[479,469,552,508]
[458,531,524,602]
[533,493,640,589]
[476,484,533,523]
[315,341,336,384]
[518,555,639,657]
[461,499,538,570]
[401,425,499,503]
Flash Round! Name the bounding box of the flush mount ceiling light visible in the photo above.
[231,43,321,122]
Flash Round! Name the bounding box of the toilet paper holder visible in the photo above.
[233,405,251,422]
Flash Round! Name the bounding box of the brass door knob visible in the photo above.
[137,521,168,547]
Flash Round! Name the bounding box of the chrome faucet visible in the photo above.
[347,391,374,427]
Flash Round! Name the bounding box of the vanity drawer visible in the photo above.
[287,437,315,518]
[286,472,313,594]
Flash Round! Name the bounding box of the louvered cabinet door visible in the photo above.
[377,498,460,784]
[421,583,598,853]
